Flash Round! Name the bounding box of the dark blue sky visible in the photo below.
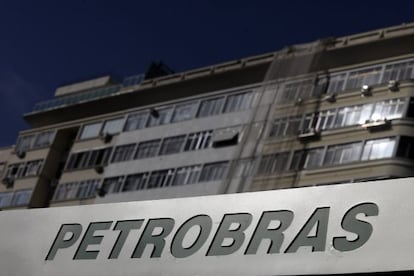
[1,0,413,146]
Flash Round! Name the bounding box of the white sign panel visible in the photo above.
[1,178,414,275]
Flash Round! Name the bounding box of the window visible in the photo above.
[324,142,362,166]
[147,107,173,127]
[212,129,239,148]
[345,67,382,91]
[15,135,35,152]
[397,136,414,160]
[6,163,25,178]
[0,163,5,178]
[124,112,148,131]
[269,116,302,138]
[362,138,396,161]
[371,98,405,121]
[223,92,253,113]
[124,173,149,191]
[184,131,212,151]
[289,151,305,171]
[327,73,347,94]
[147,169,175,189]
[102,118,125,135]
[279,80,314,103]
[67,151,90,170]
[87,147,112,168]
[102,177,124,194]
[334,106,363,128]
[54,182,78,201]
[303,148,324,169]
[315,109,336,130]
[234,159,255,178]
[23,160,43,177]
[80,122,102,140]
[11,189,32,206]
[112,144,136,163]
[0,192,13,208]
[258,153,289,175]
[76,179,99,199]
[159,136,186,155]
[383,60,414,82]
[199,162,228,182]
[197,97,225,117]
[172,165,201,186]
[135,140,161,159]
[171,101,198,123]
[54,180,99,201]
[33,131,55,148]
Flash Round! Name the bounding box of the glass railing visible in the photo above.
[31,74,145,113]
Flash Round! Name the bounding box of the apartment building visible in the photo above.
[1,22,414,210]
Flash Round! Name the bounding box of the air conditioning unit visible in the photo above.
[298,128,320,140]
[16,150,26,159]
[360,85,372,97]
[388,80,399,92]
[361,118,390,129]
[96,186,107,197]
[94,165,104,174]
[100,132,113,143]
[323,93,336,103]
[2,177,14,189]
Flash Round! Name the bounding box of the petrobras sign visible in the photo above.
[1,178,414,275]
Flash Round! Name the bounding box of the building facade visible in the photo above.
[1,22,414,210]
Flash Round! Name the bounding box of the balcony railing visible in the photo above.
[31,74,145,113]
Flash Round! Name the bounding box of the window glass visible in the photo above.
[56,182,78,200]
[172,101,198,123]
[102,177,124,194]
[80,122,102,140]
[303,148,324,169]
[66,151,90,170]
[383,61,414,81]
[102,118,125,135]
[197,97,225,117]
[112,144,136,163]
[223,92,253,113]
[199,162,228,182]
[87,147,112,167]
[0,163,5,178]
[159,135,186,155]
[147,107,173,127]
[289,151,304,171]
[362,138,396,161]
[33,131,55,148]
[0,192,13,208]
[316,109,336,130]
[258,153,289,175]
[184,131,212,151]
[23,160,43,177]
[135,140,161,159]
[76,179,99,199]
[124,112,148,131]
[234,159,255,178]
[172,165,201,186]
[11,189,32,206]
[327,73,347,94]
[15,135,35,152]
[345,67,382,91]
[359,104,374,124]
[147,169,175,189]
[124,173,149,191]
[324,142,362,165]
